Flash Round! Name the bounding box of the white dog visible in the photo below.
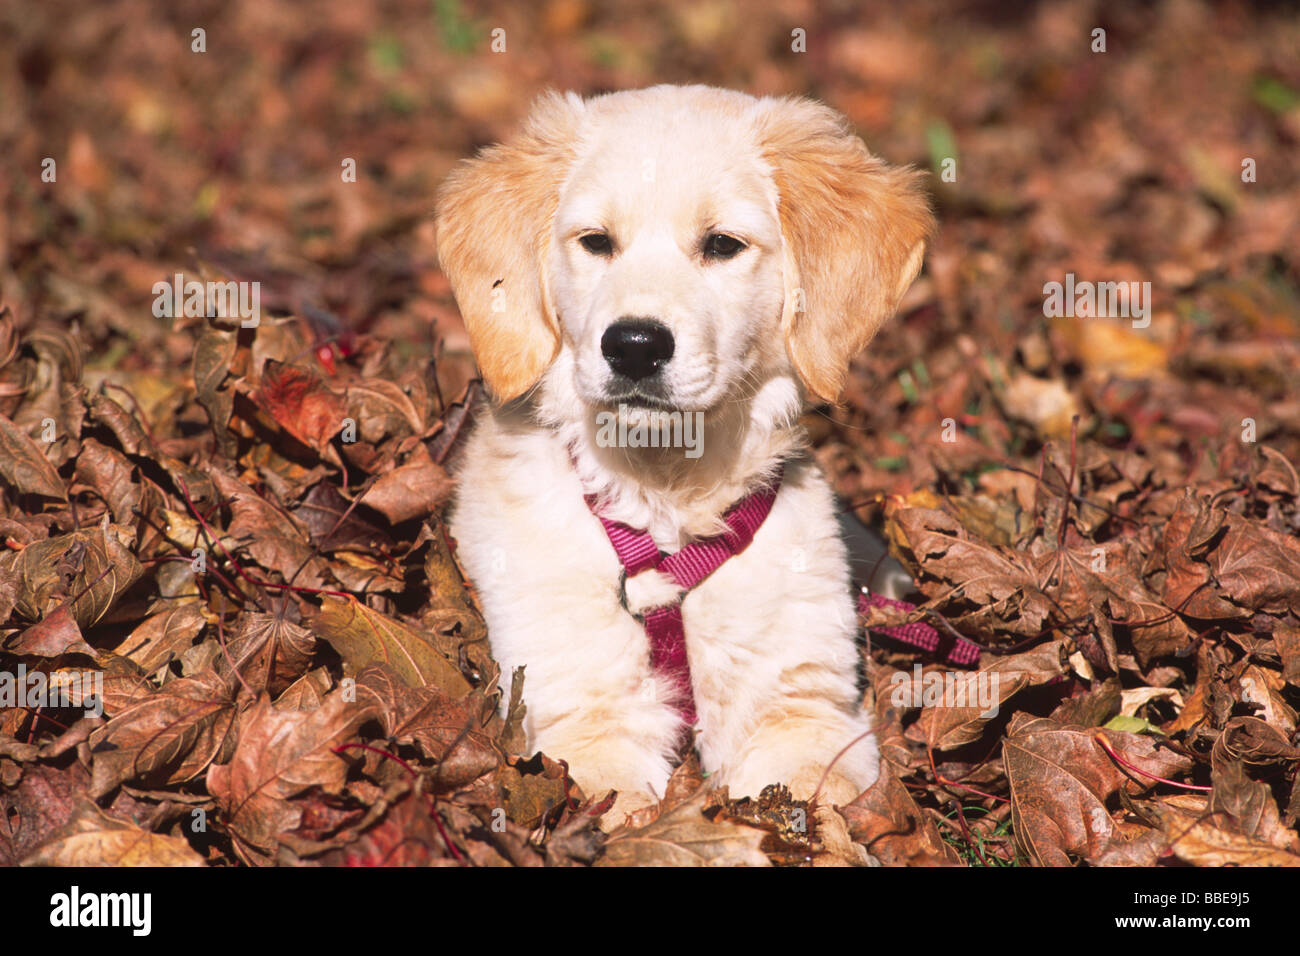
[435,85,933,824]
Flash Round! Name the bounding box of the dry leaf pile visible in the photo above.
[0,308,853,866]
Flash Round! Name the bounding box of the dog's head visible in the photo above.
[435,85,933,420]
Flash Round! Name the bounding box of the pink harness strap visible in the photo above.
[586,468,783,725]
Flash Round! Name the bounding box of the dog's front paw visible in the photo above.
[591,788,661,832]
[785,769,878,866]
[787,767,866,807]
[555,740,673,831]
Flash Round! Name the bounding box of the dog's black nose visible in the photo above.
[600,319,674,381]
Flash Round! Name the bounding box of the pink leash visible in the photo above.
[858,592,981,666]
[585,468,783,725]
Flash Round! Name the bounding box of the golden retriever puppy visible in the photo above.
[435,85,933,824]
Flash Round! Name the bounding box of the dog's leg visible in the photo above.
[523,672,681,826]
[477,586,683,825]
[451,424,685,825]
[720,700,879,864]
[719,698,879,805]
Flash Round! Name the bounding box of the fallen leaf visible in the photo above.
[344,379,425,444]
[840,766,960,866]
[1209,515,1300,616]
[597,793,771,867]
[6,605,95,657]
[294,482,394,552]
[207,692,376,861]
[1000,373,1080,439]
[1145,799,1300,867]
[358,445,453,523]
[0,413,67,499]
[0,524,143,628]
[258,359,346,452]
[111,601,207,674]
[88,668,237,797]
[311,596,471,697]
[1004,714,1194,865]
[22,798,204,866]
[73,438,140,524]
[912,641,1067,750]
[211,470,331,588]
[215,612,315,697]
[354,663,500,789]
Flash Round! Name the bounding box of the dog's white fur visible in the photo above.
[436,85,933,816]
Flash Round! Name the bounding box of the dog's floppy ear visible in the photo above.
[758,97,935,403]
[435,92,584,402]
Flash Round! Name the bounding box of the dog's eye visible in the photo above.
[704,233,746,260]
[578,233,613,256]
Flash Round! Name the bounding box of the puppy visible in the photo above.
[435,85,933,821]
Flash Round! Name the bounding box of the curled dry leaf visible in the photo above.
[0,412,67,499]
[1213,716,1300,765]
[192,325,238,451]
[885,504,1053,639]
[86,390,154,457]
[312,595,471,697]
[1120,685,1183,718]
[1209,755,1300,852]
[840,765,961,866]
[1209,515,1300,616]
[207,692,377,861]
[1275,625,1300,686]
[1236,664,1296,733]
[354,663,500,789]
[912,640,1067,750]
[999,372,1080,440]
[1160,494,1246,619]
[73,438,140,524]
[358,445,453,523]
[111,601,207,675]
[22,798,204,866]
[1004,714,1194,865]
[274,667,333,711]
[91,652,154,716]
[294,482,393,553]
[1049,676,1122,728]
[0,524,143,628]
[870,663,919,773]
[1255,445,1300,497]
[1142,799,1300,867]
[88,668,238,798]
[211,470,332,589]
[215,611,315,697]
[544,803,608,866]
[1041,539,1192,666]
[597,792,771,867]
[344,379,425,444]
[257,359,346,452]
[7,605,95,658]
[418,519,489,654]
[498,753,570,829]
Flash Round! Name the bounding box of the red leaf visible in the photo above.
[258,359,346,452]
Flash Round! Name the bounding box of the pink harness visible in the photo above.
[585,468,783,725]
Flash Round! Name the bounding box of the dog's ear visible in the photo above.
[758,97,935,403]
[435,92,584,402]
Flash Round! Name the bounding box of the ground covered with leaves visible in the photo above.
[1,0,1299,866]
